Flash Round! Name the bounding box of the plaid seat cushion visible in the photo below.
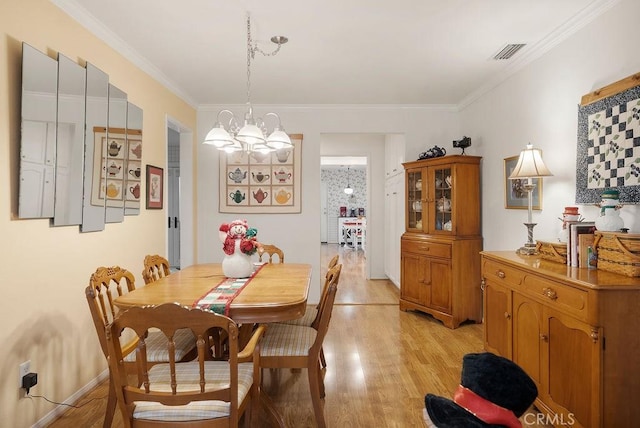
[260,323,317,357]
[132,361,254,422]
[123,328,196,362]
[277,305,317,327]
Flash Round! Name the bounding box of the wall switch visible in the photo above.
[19,361,30,389]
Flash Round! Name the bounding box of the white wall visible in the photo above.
[460,0,640,251]
[197,107,461,301]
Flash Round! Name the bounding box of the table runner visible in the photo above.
[192,264,265,316]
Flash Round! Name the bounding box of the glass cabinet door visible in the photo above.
[407,169,423,230]
[432,166,452,232]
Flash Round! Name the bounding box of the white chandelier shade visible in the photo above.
[202,14,292,155]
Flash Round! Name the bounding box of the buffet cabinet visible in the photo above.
[481,251,640,428]
[400,155,483,329]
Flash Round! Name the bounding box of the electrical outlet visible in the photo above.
[19,360,30,389]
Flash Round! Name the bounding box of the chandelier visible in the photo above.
[203,13,291,154]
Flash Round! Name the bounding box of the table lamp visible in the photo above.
[508,144,553,255]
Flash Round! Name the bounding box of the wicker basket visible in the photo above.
[594,231,640,277]
[535,240,567,264]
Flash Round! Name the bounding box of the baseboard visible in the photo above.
[33,369,109,428]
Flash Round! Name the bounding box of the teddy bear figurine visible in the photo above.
[219,219,259,278]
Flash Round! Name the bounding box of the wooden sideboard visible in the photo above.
[481,251,640,428]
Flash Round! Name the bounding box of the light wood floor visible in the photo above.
[49,244,546,427]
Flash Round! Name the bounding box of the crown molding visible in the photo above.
[458,0,621,110]
[51,0,198,109]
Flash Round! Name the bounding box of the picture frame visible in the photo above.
[218,134,303,213]
[504,155,542,210]
[146,165,163,209]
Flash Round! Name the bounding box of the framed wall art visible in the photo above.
[576,72,640,203]
[146,165,163,209]
[219,134,303,213]
[504,155,542,210]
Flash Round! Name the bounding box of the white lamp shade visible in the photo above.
[508,144,553,179]
[344,187,354,195]
[266,129,293,150]
[203,126,234,148]
[236,123,266,146]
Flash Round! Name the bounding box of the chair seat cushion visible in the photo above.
[123,328,195,363]
[260,323,317,357]
[132,361,254,422]
[277,305,317,327]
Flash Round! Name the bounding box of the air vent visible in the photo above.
[492,44,526,60]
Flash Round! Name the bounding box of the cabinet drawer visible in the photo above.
[482,259,525,288]
[402,240,451,259]
[522,276,588,320]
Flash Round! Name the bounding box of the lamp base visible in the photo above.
[516,221,538,256]
[515,243,538,256]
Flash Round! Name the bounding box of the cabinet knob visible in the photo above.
[590,330,599,343]
[542,288,558,300]
[480,279,486,291]
[496,270,505,279]
[504,312,511,320]
[540,334,548,341]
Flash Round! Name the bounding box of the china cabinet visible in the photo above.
[400,155,482,328]
[481,251,640,428]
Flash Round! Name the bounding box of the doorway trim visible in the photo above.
[166,115,195,268]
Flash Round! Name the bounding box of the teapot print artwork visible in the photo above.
[108,140,123,157]
[128,183,140,200]
[273,169,292,183]
[252,189,269,204]
[274,189,292,205]
[251,172,270,183]
[228,167,247,184]
[106,182,121,199]
[229,190,246,204]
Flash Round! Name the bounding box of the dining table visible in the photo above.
[114,262,312,323]
[114,261,312,427]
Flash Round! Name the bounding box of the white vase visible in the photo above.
[222,239,253,278]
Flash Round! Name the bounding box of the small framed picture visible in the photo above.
[146,165,164,209]
[504,155,542,210]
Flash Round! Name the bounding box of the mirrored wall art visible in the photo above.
[18,43,144,232]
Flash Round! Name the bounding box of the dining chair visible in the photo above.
[259,263,342,428]
[257,244,284,263]
[277,255,340,368]
[106,302,266,428]
[85,266,197,428]
[142,254,171,285]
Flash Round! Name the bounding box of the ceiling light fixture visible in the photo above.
[203,13,291,154]
[344,167,354,195]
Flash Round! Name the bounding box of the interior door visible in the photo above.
[168,166,180,269]
[320,181,328,242]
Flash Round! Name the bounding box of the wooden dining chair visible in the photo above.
[86,266,197,428]
[278,255,340,368]
[257,244,284,263]
[259,263,342,428]
[106,303,265,428]
[142,254,171,285]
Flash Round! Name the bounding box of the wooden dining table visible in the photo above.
[114,261,312,427]
[115,262,312,324]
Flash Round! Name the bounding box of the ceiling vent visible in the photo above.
[492,43,526,60]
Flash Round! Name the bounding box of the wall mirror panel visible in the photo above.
[19,44,143,232]
[125,102,143,216]
[53,54,86,226]
[19,43,58,219]
[105,84,127,224]
[81,63,109,232]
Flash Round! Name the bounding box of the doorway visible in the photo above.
[166,117,195,269]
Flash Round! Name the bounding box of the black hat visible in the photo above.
[424,352,537,428]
